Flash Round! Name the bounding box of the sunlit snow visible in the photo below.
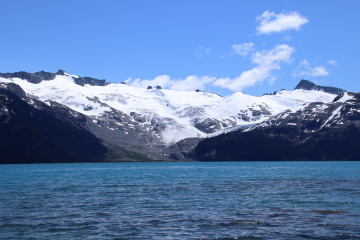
[0,75,338,144]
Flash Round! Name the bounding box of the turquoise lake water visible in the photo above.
[0,161,359,239]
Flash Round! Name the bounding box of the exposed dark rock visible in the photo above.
[56,69,66,75]
[295,79,345,95]
[0,71,56,84]
[74,76,106,86]
[0,82,26,98]
[147,86,153,89]
[194,118,222,134]
[130,112,147,123]
[0,70,107,87]
[84,105,93,111]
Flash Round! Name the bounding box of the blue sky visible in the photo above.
[1,0,359,96]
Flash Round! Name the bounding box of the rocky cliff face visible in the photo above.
[294,79,345,95]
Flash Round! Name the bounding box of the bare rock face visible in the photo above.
[0,70,107,86]
[74,77,106,86]
[295,79,345,95]
[130,112,147,123]
[0,82,26,98]
[0,71,56,84]
[194,118,222,134]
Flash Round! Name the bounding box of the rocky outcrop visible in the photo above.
[0,71,56,84]
[0,82,26,98]
[194,118,222,134]
[295,79,345,95]
[0,70,107,87]
[74,77,106,86]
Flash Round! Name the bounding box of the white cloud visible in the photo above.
[232,42,255,57]
[196,46,211,58]
[127,45,294,93]
[213,44,294,91]
[126,75,171,89]
[293,60,329,77]
[169,76,215,91]
[328,60,338,66]
[312,66,329,76]
[283,35,291,41]
[126,75,216,91]
[220,53,228,58]
[256,11,309,34]
[267,75,277,85]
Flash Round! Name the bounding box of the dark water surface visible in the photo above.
[0,162,360,239]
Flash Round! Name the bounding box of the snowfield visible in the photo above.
[0,73,339,144]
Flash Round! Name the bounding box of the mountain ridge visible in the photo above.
[294,79,345,95]
[1,70,359,162]
[0,70,107,87]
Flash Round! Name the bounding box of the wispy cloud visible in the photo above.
[282,35,291,41]
[213,44,294,91]
[220,53,228,58]
[328,60,338,66]
[256,11,309,34]
[195,46,203,58]
[293,60,329,77]
[195,46,211,58]
[232,42,255,57]
[312,66,329,76]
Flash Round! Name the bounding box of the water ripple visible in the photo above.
[0,162,359,239]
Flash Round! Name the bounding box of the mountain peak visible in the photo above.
[56,69,66,75]
[294,79,345,95]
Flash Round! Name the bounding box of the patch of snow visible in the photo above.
[337,92,353,103]
[320,106,343,129]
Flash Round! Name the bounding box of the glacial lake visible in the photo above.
[0,161,359,239]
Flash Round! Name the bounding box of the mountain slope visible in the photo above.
[0,70,338,146]
[189,92,360,161]
[1,69,359,162]
[0,88,108,164]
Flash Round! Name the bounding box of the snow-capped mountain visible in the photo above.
[189,91,360,162]
[0,70,340,143]
[2,69,359,161]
